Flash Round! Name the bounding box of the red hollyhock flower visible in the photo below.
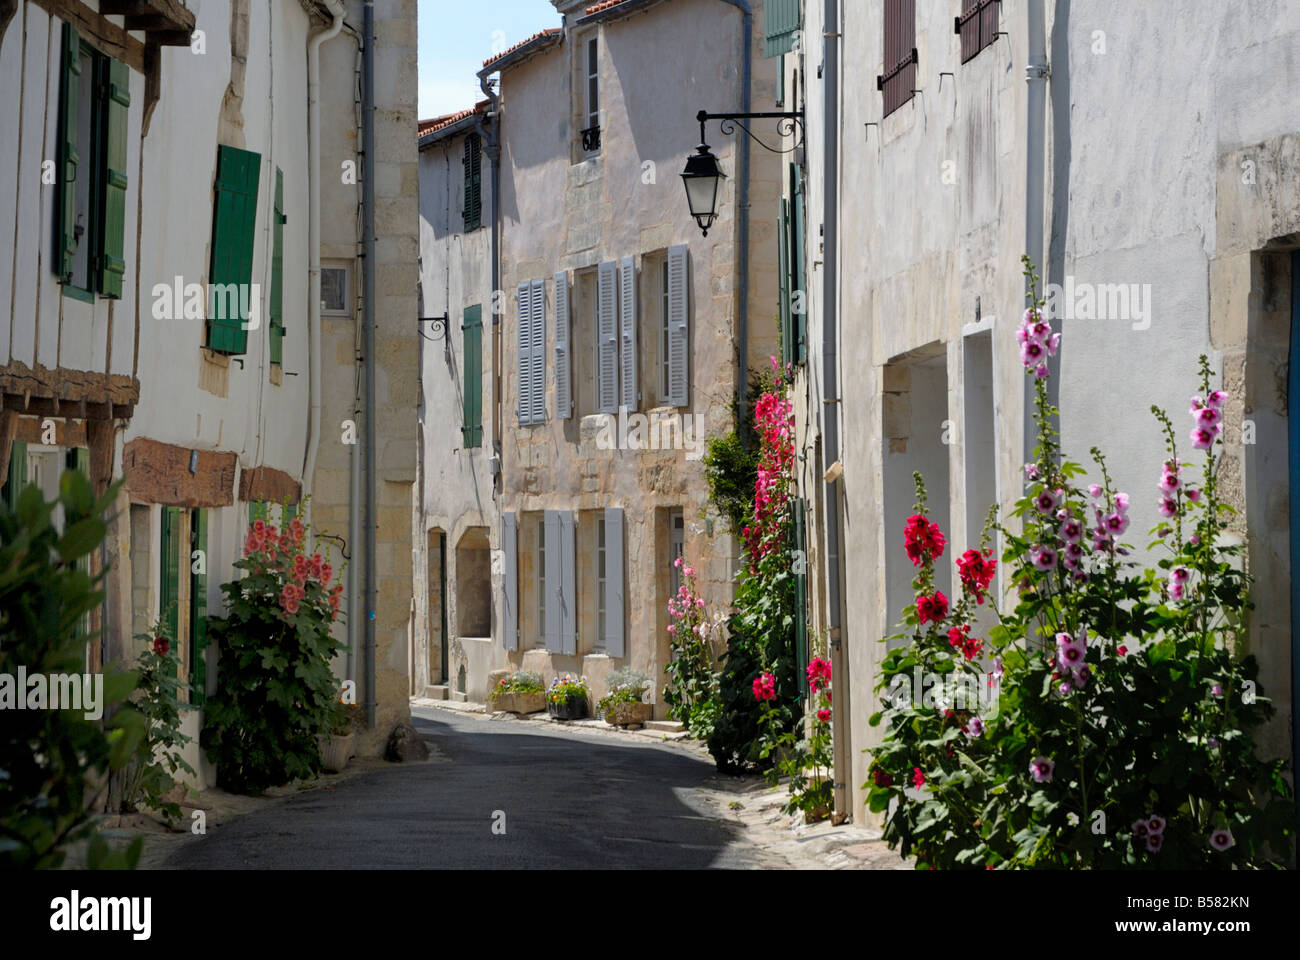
[904,515,947,567]
[1117,645,1128,657]
[916,590,949,624]
[946,624,984,660]
[912,767,926,789]
[816,708,831,723]
[957,548,997,603]
[153,636,169,656]
[806,656,833,690]
[872,769,893,787]
[751,672,776,702]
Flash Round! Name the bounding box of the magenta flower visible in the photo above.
[1030,544,1058,571]
[1029,757,1054,783]
[1185,488,1202,502]
[1209,829,1235,852]
[965,716,985,738]
[1105,512,1130,536]
[1059,519,1084,543]
[1114,492,1130,513]
[1207,390,1228,409]
[1195,406,1222,429]
[1146,816,1166,835]
[1146,833,1164,854]
[1034,489,1060,514]
[1034,363,1050,379]
[1211,683,1223,697]
[1190,427,1217,450]
[1171,566,1190,583]
[1157,497,1178,518]
[1024,462,1040,481]
[1087,484,1103,499]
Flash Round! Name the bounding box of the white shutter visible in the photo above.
[516,282,532,424]
[603,508,624,658]
[544,510,562,652]
[559,511,576,655]
[666,244,689,407]
[619,255,638,411]
[530,279,547,425]
[554,271,572,419]
[597,261,619,414]
[502,513,518,651]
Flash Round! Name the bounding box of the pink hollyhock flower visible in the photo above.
[1024,462,1040,481]
[1114,492,1131,513]
[965,716,985,739]
[1209,829,1235,852]
[1030,544,1058,571]
[1029,757,1054,783]
[1088,484,1103,499]
[684,566,694,577]
[1171,566,1190,583]
[674,556,683,569]
[666,625,676,634]
[1073,571,1090,585]
[1146,833,1164,854]
[1190,534,1201,545]
[321,563,333,585]
[253,520,267,535]
[1158,497,1179,518]
[1207,390,1228,409]
[1189,395,1203,414]
[1211,684,1223,697]
[1146,816,1166,835]
[1166,581,1184,600]
[993,656,1003,678]
[1059,519,1084,543]
[1105,512,1130,536]
[1195,406,1222,429]
[1185,488,1202,502]
[816,708,831,723]
[283,597,300,615]
[1131,819,1149,838]
[1073,664,1091,687]
[1020,341,1046,367]
[1158,471,1180,494]
[695,598,705,608]
[1034,489,1060,514]
[1034,363,1050,379]
[1190,427,1216,450]
[1047,332,1061,355]
[912,767,926,789]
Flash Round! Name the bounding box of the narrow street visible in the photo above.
[162,708,797,870]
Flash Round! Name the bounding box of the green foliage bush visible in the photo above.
[0,472,144,868]
[122,624,196,824]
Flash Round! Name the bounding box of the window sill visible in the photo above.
[61,284,95,304]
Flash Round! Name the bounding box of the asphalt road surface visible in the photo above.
[163,707,770,869]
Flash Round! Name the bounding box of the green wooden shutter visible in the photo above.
[190,508,208,706]
[764,0,801,58]
[779,196,791,367]
[207,145,262,354]
[3,441,26,513]
[248,500,267,526]
[793,498,808,696]
[269,168,285,365]
[283,501,297,525]
[790,163,807,365]
[69,448,92,641]
[55,23,81,285]
[462,304,483,447]
[98,57,130,298]
[160,507,181,645]
[463,134,481,231]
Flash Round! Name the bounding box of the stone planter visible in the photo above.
[321,733,354,773]
[604,701,653,727]
[548,697,588,721]
[491,691,546,715]
[804,803,831,824]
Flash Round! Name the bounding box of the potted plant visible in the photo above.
[322,697,361,773]
[547,675,589,720]
[489,670,546,714]
[598,668,654,727]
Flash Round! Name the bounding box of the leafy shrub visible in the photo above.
[663,559,723,736]
[598,668,651,714]
[491,670,543,699]
[201,513,344,794]
[0,472,144,868]
[122,625,196,825]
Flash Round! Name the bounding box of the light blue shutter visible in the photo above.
[559,511,576,655]
[764,0,801,58]
[619,255,637,411]
[530,279,547,425]
[503,513,518,651]
[604,508,624,657]
[597,261,619,414]
[666,245,689,407]
[554,271,571,419]
[543,510,562,652]
[516,282,531,424]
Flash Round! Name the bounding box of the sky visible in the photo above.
[417,0,563,121]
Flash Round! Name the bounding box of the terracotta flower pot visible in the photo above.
[604,701,653,727]
[321,733,353,773]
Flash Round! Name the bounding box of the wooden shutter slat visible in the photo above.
[603,508,624,657]
[560,511,576,655]
[597,261,619,413]
[516,282,532,424]
[619,255,637,411]
[530,279,547,425]
[98,57,130,297]
[503,513,518,651]
[666,245,689,407]
[554,272,571,419]
[543,510,561,652]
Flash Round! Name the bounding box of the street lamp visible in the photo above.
[680,142,726,236]
[681,109,803,236]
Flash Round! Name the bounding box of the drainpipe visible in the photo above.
[1024,0,1049,467]
[715,0,752,423]
[362,0,377,728]
[476,69,502,465]
[820,0,848,822]
[303,0,346,514]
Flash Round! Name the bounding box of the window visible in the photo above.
[269,168,286,366]
[582,36,600,153]
[462,304,483,447]
[763,0,801,58]
[207,144,262,354]
[877,0,917,118]
[669,508,684,598]
[596,513,607,651]
[516,279,546,425]
[956,0,1001,63]
[536,517,546,648]
[781,163,806,367]
[55,23,130,301]
[462,133,482,231]
[321,264,349,314]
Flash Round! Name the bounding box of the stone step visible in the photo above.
[450,690,468,702]
[643,720,684,733]
[424,685,449,700]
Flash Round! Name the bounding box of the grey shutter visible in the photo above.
[503,513,518,651]
[516,282,531,424]
[619,255,638,411]
[597,261,619,414]
[530,279,547,425]
[544,510,562,652]
[559,511,576,655]
[554,271,572,419]
[666,244,689,407]
[604,507,625,658]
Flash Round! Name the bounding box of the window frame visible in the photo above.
[57,34,104,302]
[596,510,607,654]
[956,0,1002,64]
[877,0,918,119]
[321,262,351,316]
[536,517,547,649]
